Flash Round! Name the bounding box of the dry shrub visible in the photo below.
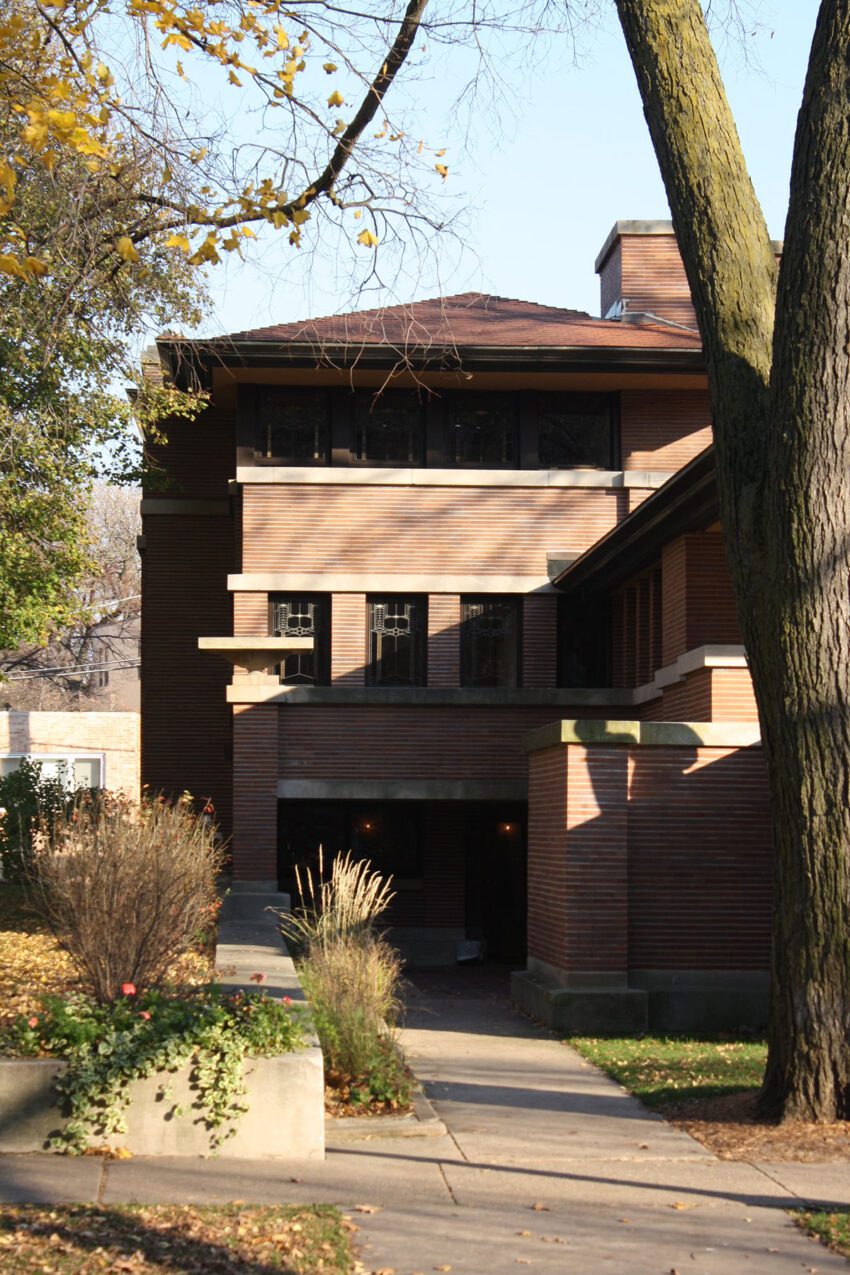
[30,793,222,1004]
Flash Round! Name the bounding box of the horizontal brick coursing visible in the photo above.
[527,745,569,970]
[242,485,630,576]
[522,596,557,688]
[234,593,268,636]
[277,704,621,781]
[0,711,139,795]
[619,235,698,329]
[627,746,772,970]
[427,595,461,688]
[641,669,713,722]
[141,513,234,836]
[232,704,277,880]
[621,391,712,472]
[331,594,366,684]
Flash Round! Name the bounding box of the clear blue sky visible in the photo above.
[193,2,818,337]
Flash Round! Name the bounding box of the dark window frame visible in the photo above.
[347,388,427,467]
[460,595,522,688]
[251,387,332,466]
[444,392,519,469]
[269,593,331,686]
[532,391,618,471]
[366,594,428,687]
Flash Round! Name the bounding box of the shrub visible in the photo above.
[0,760,70,878]
[29,793,223,1004]
[282,850,411,1110]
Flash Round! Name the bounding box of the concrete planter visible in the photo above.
[0,1048,324,1157]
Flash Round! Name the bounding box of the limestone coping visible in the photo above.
[523,718,762,752]
[234,466,673,490]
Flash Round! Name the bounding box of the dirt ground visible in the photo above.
[668,1091,850,1161]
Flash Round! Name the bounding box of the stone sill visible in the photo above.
[227,685,637,707]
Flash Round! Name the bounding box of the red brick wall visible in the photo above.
[424,805,466,928]
[527,739,773,979]
[277,704,623,782]
[683,534,740,650]
[619,234,697,329]
[620,391,712,472]
[627,745,772,970]
[242,484,629,575]
[661,538,687,667]
[331,594,366,684]
[522,596,557,688]
[141,512,234,835]
[234,593,268,636]
[428,595,461,687]
[711,668,758,720]
[641,669,713,721]
[232,704,278,880]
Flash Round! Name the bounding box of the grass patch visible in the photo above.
[795,1210,850,1260]
[0,1204,355,1273]
[568,1035,766,1109]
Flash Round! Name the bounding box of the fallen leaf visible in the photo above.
[434,1267,452,1272]
[670,1202,693,1210]
[531,1202,549,1212]
[517,1229,531,1237]
[354,1204,382,1214]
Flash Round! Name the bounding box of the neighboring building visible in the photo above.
[143,221,771,1030]
[0,711,140,795]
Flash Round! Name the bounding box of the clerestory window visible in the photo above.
[460,597,521,687]
[255,389,329,464]
[271,594,330,685]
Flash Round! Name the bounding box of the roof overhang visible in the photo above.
[553,446,719,595]
[156,336,704,386]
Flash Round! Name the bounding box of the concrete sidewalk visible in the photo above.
[0,969,847,1274]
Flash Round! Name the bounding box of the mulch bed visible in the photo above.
[665,1091,850,1161]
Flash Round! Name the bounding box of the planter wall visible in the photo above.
[0,1046,324,1158]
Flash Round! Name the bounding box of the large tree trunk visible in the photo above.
[614,0,850,1120]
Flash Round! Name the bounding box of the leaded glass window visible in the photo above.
[271,595,329,685]
[461,597,521,687]
[354,390,424,463]
[256,389,329,464]
[448,395,516,466]
[367,597,426,686]
[537,393,614,469]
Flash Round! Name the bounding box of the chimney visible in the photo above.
[595,221,697,329]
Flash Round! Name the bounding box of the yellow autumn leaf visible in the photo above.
[435,163,448,179]
[327,89,344,108]
[356,228,378,249]
[165,232,191,252]
[24,257,49,277]
[116,236,139,262]
[435,148,446,157]
[0,254,26,280]
[353,209,362,219]
[322,61,337,74]
[228,69,242,86]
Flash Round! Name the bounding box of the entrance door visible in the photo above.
[464,804,527,963]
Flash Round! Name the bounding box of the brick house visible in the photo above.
[142,220,771,1031]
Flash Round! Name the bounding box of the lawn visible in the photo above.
[0,883,214,1029]
[796,1210,850,1260]
[567,1034,850,1162]
[567,1034,766,1110]
[0,1204,354,1273]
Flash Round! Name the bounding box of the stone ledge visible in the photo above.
[511,970,648,1034]
[523,718,762,753]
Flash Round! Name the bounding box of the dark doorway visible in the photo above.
[464,803,527,963]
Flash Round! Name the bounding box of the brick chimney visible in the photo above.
[595,221,697,329]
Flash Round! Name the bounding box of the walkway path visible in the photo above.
[0,969,847,1274]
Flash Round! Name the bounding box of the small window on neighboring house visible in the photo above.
[447,395,517,467]
[461,597,521,687]
[255,389,329,464]
[367,597,426,686]
[0,755,103,789]
[354,390,424,464]
[271,595,330,685]
[537,393,615,469]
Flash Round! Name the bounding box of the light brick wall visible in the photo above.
[234,593,268,636]
[620,391,712,472]
[331,594,366,684]
[0,711,140,795]
[427,595,461,687]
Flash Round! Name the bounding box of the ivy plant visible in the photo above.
[3,986,305,1154]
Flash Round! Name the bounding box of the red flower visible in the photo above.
[121,982,136,996]
[27,1016,38,1029]
[138,1010,151,1021]
[283,996,293,1007]
[249,972,266,984]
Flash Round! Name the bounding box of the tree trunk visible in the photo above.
[614,0,850,1119]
